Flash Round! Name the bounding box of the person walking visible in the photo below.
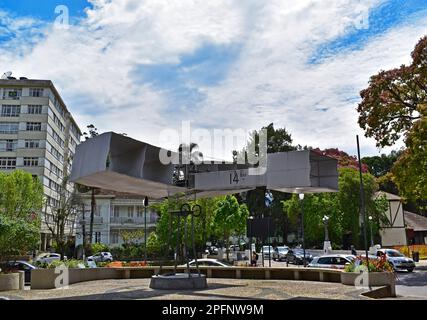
[351,245,357,256]
[251,251,259,266]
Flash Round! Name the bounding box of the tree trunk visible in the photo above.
[82,203,86,258]
[89,188,95,245]
[225,231,229,261]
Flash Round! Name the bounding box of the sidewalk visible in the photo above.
[415,259,427,270]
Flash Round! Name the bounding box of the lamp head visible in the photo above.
[368,216,372,221]
[298,193,304,200]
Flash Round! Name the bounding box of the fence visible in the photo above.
[393,244,427,259]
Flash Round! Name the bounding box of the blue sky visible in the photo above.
[0,0,90,21]
[0,0,426,158]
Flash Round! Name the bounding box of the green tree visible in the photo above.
[0,170,43,262]
[0,170,43,218]
[150,195,221,261]
[357,36,426,202]
[282,168,387,248]
[212,195,248,260]
[234,123,296,241]
[392,109,427,202]
[45,176,81,259]
[362,150,403,177]
[282,193,342,246]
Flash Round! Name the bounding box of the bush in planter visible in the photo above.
[344,255,394,273]
[42,259,87,269]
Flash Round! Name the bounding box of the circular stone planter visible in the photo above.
[341,271,395,286]
[150,273,207,290]
[0,273,20,291]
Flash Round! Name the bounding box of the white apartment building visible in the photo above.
[0,76,82,250]
[75,191,159,249]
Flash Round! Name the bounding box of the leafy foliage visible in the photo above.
[212,195,249,260]
[282,168,387,248]
[312,148,369,173]
[344,255,394,273]
[0,171,43,262]
[357,36,427,202]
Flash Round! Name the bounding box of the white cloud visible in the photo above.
[0,0,425,158]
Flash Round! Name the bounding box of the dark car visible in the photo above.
[1,261,37,284]
[285,249,313,265]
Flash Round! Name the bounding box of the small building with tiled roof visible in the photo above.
[404,211,427,245]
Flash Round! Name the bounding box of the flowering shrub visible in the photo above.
[106,261,147,268]
[344,255,394,273]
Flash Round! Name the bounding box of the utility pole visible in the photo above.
[90,188,95,245]
[81,203,86,260]
[356,135,369,270]
[144,196,148,262]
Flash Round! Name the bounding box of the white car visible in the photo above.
[87,252,113,263]
[185,259,233,267]
[35,253,61,264]
[262,246,274,259]
[376,249,415,272]
[308,254,355,269]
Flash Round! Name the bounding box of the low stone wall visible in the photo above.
[0,273,20,291]
[31,266,343,289]
[341,271,396,297]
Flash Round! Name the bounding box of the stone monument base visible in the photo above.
[150,273,207,290]
[323,241,332,254]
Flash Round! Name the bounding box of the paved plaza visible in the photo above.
[1,278,367,300]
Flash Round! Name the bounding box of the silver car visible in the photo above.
[273,246,290,261]
[308,254,355,269]
[35,253,61,264]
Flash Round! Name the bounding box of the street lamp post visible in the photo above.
[299,193,306,267]
[144,196,148,262]
[248,216,254,265]
[369,216,374,247]
[322,215,329,242]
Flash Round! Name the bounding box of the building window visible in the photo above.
[25,139,40,148]
[28,105,43,114]
[23,157,39,167]
[1,105,20,117]
[113,206,120,218]
[0,157,16,169]
[47,125,64,146]
[2,88,22,100]
[111,232,119,244]
[137,206,144,218]
[0,140,17,151]
[0,122,18,134]
[26,122,42,131]
[29,88,44,97]
[46,142,63,162]
[127,206,134,218]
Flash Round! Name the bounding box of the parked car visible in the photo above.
[35,253,61,264]
[285,249,313,265]
[0,261,37,284]
[308,255,355,269]
[86,252,113,263]
[273,246,290,261]
[376,249,415,272]
[262,245,274,259]
[185,259,233,267]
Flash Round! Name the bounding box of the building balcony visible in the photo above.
[78,216,103,225]
[110,216,157,225]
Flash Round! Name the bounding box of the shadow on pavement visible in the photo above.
[46,282,251,300]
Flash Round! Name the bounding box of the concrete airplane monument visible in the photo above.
[70,132,338,198]
[70,132,339,289]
